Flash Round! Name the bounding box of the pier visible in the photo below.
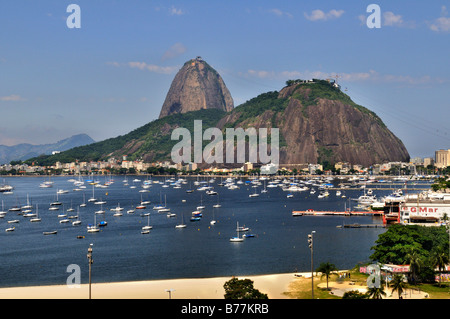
[342,223,386,228]
[292,209,383,217]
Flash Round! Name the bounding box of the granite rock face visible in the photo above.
[159,57,234,118]
[218,82,410,167]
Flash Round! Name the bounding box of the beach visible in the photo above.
[0,272,300,299]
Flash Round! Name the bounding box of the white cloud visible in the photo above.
[127,62,179,74]
[429,6,450,32]
[0,95,26,102]
[169,5,184,16]
[269,8,293,19]
[383,11,404,27]
[304,9,344,21]
[162,42,187,61]
[107,61,179,74]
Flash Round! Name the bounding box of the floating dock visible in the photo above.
[292,209,383,217]
[342,223,386,228]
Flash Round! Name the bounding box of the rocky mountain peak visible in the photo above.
[159,57,234,118]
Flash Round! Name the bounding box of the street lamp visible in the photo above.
[308,231,316,299]
[87,243,94,299]
[165,288,175,299]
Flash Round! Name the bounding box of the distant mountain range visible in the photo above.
[0,134,95,164]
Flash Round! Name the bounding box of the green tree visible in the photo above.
[405,250,423,285]
[223,277,268,299]
[342,290,369,299]
[389,274,407,299]
[316,262,339,290]
[431,246,449,287]
[367,278,387,299]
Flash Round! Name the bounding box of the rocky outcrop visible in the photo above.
[219,82,410,166]
[159,57,234,118]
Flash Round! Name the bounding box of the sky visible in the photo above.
[0,0,449,158]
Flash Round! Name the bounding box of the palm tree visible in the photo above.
[316,262,338,290]
[431,246,449,287]
[389,274,407,299]
[405,250,422,285]
[367,278,387,299]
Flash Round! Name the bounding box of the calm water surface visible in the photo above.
[0,175,428,288]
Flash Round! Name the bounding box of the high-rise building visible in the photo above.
[435,149,450,168]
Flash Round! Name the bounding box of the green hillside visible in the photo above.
[26,108,226,166]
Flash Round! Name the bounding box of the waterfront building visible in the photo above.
[423,157,435,167]
[435,149,450,168]
[399,193,450,224]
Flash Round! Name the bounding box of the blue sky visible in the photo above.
[0,1,449,158]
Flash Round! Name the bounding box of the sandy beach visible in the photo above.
[0,272,300,299]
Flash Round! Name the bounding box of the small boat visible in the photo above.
[175,213,187,228]
[230,222,244,242]
[236,225,249,232]
[43,230,57,235]
[60,219,70,223]
[97,221,108,227]
[110,203,124,212]
[287,194,294,198]
[243,234,255,238]
[87,225,100,233]
[5,226,15,232]
[192,211,202,217]
[210,206,218,225]
[77,235,85,239]
[30,204,41,222]
[8,219,19,224]
[190,216,201,222]
[142,214,152,231]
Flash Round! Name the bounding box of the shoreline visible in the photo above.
[0,272,305,299]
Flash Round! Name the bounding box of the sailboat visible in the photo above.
[196,194,205,210]
[95,202,105,214]
[249,187,259,197]
[80,193,87,207]
[21,194,33,210]
[175,212,187,228]
[50,190,62,206]
[141,213,152,233]
[213,194,221,208]
[72,207,81,226]
[111,203,124,216]
[0,200,6,218]
[210,207,217,225]
[30,204,41,222]
[230,222,244,242]
[87,212,100,232]
[88,184,97,202]
[157,195,171,213]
